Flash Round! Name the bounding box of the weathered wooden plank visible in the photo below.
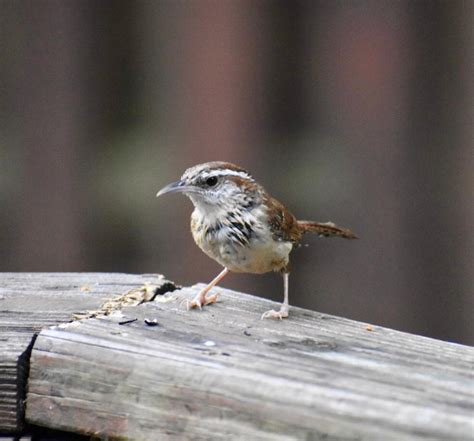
[27,284,474,441]
[0,273,174,433]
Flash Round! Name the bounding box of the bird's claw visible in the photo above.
[181,292,220,311]
[261,308,289,320]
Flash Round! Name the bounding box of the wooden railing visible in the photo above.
[1,273,473,440]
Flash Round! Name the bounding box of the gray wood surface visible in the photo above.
[27,283,474,441]
[0,273,173,433]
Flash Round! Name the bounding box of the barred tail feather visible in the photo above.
[297,221,357,239]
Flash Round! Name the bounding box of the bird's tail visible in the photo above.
[297,220,357,239]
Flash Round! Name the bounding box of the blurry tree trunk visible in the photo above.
[461,2,474,344]
[404,1,474,343]
[177,1,266,164]
[305,1,473,344]
[11,1,89,270]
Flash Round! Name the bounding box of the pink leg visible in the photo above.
[261,272,290,319]
[188,267,229,310]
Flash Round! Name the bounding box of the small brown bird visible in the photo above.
[157,161,356,319]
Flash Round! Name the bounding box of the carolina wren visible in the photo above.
[157,161,356,319]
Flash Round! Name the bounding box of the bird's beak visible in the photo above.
[157,180,194,197]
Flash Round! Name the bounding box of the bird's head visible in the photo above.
[157,161,258,211]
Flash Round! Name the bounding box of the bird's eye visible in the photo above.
[206,176,218,187]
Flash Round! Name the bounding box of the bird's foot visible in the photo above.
[261,306,289,320]
[185,292,220,310]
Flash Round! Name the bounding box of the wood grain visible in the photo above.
[27,283,474,441]
[0,273,173,433]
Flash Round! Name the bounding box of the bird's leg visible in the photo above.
[261,272,290,320]
[187,267,229,310]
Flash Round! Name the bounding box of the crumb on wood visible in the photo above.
[73,283,174,321]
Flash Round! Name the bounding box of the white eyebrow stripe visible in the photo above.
[201,169,254,181]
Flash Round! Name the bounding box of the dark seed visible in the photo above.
[119,318,138,325]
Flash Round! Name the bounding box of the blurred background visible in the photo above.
[0,0,472,344]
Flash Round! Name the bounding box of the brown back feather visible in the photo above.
[263,194,304,244]
[264,190,357,242]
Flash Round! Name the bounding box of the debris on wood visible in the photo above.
[119,318,138,326]
[73,282,177,321]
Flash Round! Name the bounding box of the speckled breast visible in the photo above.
[191,211,292,274]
